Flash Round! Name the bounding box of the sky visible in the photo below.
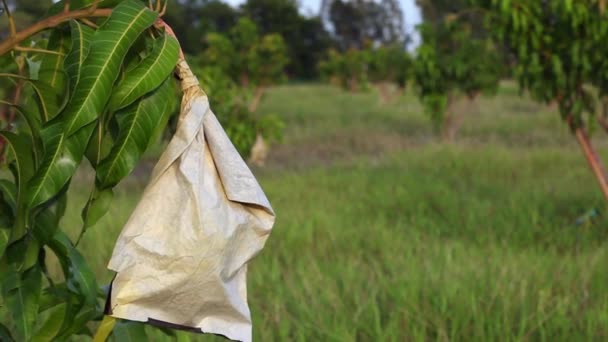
[223,0,423,48]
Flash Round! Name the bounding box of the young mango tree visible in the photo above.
[203,17,289,112]
[414,20,502,141]
[472,0,608,201]
[368,43,412,104]
[0,0,184,340]
[318,48,346,88]
[318,47,370,92]
[201,17,287,164]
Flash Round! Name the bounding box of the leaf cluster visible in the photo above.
[0,0,180,340]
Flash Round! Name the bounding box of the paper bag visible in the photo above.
[106,60,275,342]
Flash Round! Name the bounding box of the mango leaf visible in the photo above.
[111,321,148,342]
[4,266,42,342]
[38,284,70,312]
[85,119,115,168]
[0,101,42,155]
[81,187,113,229]
[65,20,94,98]
[38,28,71,99]
[56,306,97,339]
[31,303,67,342]
[5,234,40,272]
[25,122,94,209]
[47,231,98,307]
[93,316,117,342]
[97,77,176,188]
[109,34,180,111]
[32,189,69,245]
[26,79,64,123]
[63,0,158,136]
[0,179,16,208]
[0,131,35,239]
[0,184,13,258]
[0,322,14,342]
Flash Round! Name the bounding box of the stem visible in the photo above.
[573,124,608,202]
[0,8,112,56]
[14,46,66,56]
[248,86,265,113]
[1,0,16,37]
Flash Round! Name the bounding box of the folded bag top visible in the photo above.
[107,58,275,342]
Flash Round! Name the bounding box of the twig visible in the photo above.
[0,73,28,80]
[160,0,168,16]
[14,45,66,56]
[0,8,112,56]
[1,0,16,37]
[79,18,99,29]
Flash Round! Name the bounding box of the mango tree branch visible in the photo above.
[0,8,112,56]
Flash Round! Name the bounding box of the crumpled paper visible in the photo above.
[106,59,275,342]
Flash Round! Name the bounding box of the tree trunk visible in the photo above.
[376,82,390,104]
[573,124,608,202]
[348,77,358,92]
[441,95,457,142]
[248,86,265,113]
[240,72,250,88]
[597,97,608,135]
[248,133,268,167]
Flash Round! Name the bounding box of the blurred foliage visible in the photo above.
[327,0,408,50]
[319,44,411,95]
[196,18,287,156]
[473,0,608,129]
[413,20,502,132]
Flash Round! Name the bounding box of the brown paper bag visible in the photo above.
[106,60,275,342]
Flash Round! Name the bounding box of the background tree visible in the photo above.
[242,0,332,79]
[473,0,608,201]
[413,19,502,141]
[327,0,408,50]
[200,17,287,159]
[368,43,412,103]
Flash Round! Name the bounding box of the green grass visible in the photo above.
[57,83,608,341]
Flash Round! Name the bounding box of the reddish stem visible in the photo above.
[573,125,608,202]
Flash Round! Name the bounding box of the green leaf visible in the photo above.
[31,303,67,342]
[63,0,158,136]
[25,122,94,209]
[0,132,35,186]
[4,266,42,342]
[47,231,98,307]
[38,28,71,98]
[65,20,94,98]
[31,190,68,245]
[0,101,42,154]
[1,131,36,239]
[0,322,14,342]
[56,306,97,339]
[111,321,148,342]
[85,119,115,168]
[109,34,180,111]
[27,79,64,123]
[6,235,40,272]
[97,77,176,188]
[81,187,113,229]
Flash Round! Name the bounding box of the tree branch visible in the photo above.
[0,8,112,56]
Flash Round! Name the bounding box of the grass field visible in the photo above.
[61,83,608,341]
